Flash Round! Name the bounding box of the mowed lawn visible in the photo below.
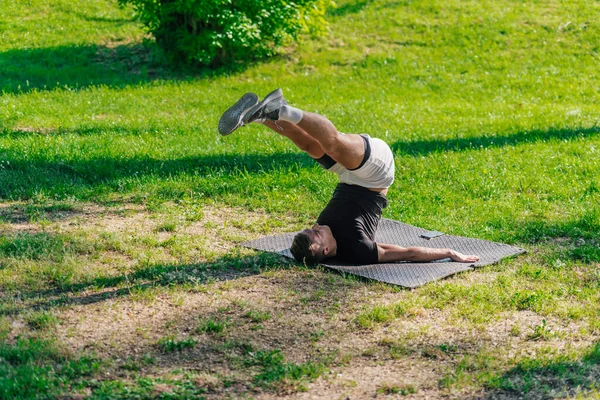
[1,0,599,398]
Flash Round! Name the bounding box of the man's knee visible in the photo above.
[293,140,310,153]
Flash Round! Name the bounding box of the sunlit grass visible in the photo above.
[0,0,599,398]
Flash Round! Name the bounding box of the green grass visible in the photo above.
[356,302,410,328]
[25,311,59,331]
[244,309,271,323]
[156,335,197,353]
[1,0,599,398]
[376,383,417,396]
[485,343,600,398]
[197,316,230,335]
[91,376,208,399]
[243,349,331,389]
[2,0,598,234]
[0,338,101,399]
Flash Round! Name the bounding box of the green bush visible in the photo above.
[119,0,334,67]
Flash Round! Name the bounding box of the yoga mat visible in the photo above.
[241,219,525,288]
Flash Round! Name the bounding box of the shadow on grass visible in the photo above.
[391,126,600,157]
[0,202,86,224]
[0,146,316,201]
[1,125,598,202]
[2,209,598,317]
[0,251,292,316]
[69,10,134,24]
[490,211,600,245]
[0,258,341,399]
[0,42,252,94]
[479,342,600,400]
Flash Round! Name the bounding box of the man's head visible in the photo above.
[290,224,337,265]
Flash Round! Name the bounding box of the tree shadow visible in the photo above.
[0,42,253,94]
[0,251,293,317]
[486,212,600,245]
[376,1,413,10]
[478,342,600,399]
[0,201,106,225]
[0,138,316,200]
[2,124,597,202]
[68,11,134,24]
[391,126,600,157]
[5,209,594,317]
[0,247,342,398]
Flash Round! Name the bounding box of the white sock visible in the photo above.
[278,105,303,124]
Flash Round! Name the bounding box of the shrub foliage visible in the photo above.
[119,0,333,66]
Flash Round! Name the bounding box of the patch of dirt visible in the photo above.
[273,358,442,400]
[12,126,56,135]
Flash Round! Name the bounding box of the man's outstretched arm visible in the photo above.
[376,243,479,263]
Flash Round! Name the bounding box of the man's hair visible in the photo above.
[290,231,325,265]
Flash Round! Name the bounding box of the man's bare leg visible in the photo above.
[262,120,325,159]
[275,109,389,195]
[239,88,365,169]
[295,112,365,170]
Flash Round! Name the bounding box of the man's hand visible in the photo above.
[448,250,480,263]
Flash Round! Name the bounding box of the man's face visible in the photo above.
[303,224,334,255]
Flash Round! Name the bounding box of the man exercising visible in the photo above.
[218,89,479,265]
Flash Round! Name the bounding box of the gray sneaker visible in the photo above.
[218,92,260,136]
[243,88,288,124]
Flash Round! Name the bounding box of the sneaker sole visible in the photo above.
[218,93,260,136]
[242,88,284,124]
